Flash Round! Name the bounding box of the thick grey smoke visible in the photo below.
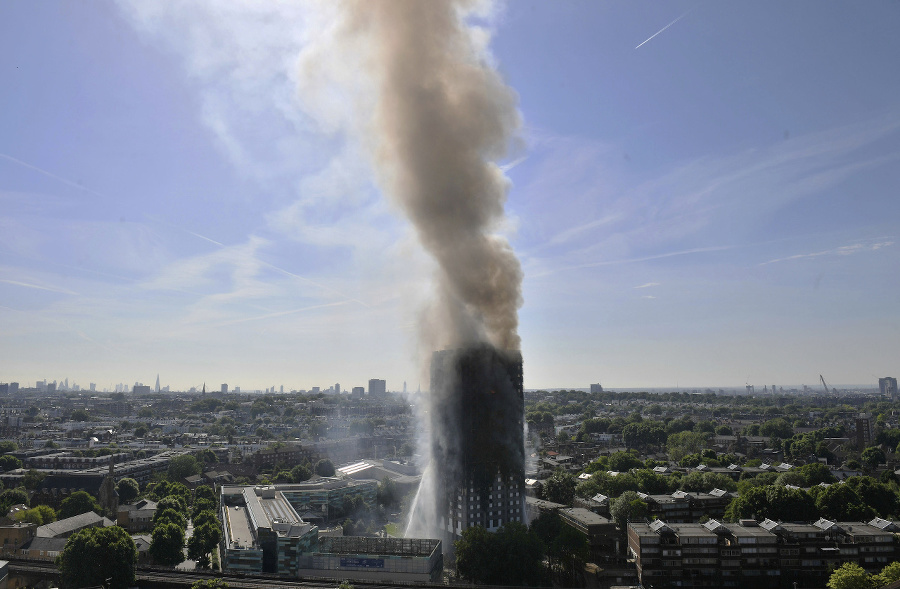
[304,0,525,542]
[335,0,523,352]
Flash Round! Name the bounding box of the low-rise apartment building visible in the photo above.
[628,517,900,588]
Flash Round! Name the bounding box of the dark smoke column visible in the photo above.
[430,345,525,538]
[314,1,526,541]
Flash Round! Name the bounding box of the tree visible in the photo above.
[377,477,400,510]
[542,471,577,505]
[157,494,189,515]
[71,409,90,422]
[58,490,100,519]
[116,478,140,504]
[455,523,546,585]
[57,525,137,589]
[187,522,221,567]
[548,524,590,586]
[607,451,644,472]
[760,418,793,439]
[15,505,56,525]
[798,462,836,485]
[134,425,149,438]
[0,440,17,453]
[168,455,201,481]
[667,431,709,462]
[194,485,216,504]
[0,488,29,513]
[774,471,806,487]
[875,562,900,586]
[815,484,875,522]
[861,446,886,469]
[529,510,562,546]
[192,509,218,530]
[290,464,312,482]
[724,485,817,522]
[827,562,872,589]
[610,491,648,529]
[149,522,185,566]
[844,476,899,519]
[0,455,22,472]
[153,507,187,530]
[314,459,335,477]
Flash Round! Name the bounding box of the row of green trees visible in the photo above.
[455,512,589,586]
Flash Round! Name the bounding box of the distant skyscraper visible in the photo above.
[90,383,96,392]
[352,386,365,398]
[403,381,407,394]
[221,383,228,394]
[879,377,898,401]
[335,383,341,394]
[590,383,603,394]
[368,379,387,397]
[155,374,160,393]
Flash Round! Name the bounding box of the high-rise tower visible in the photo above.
[429,345,525,538]
[880,377,898,401]
[155,374,160,393]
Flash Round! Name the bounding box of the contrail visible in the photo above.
[0,153,105,198]
[635,9,693,49]
[0,279,78,295]
[144,215,371,308]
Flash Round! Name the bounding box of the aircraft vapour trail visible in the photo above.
[0,153,106,198]
[635,10,692,49]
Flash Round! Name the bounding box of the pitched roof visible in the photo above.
[36,512,114,538]
[25,536,68,552]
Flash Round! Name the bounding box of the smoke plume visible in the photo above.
[322,0,523,352]
[300,0,525,542]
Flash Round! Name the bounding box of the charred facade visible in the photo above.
[430,345,525,537]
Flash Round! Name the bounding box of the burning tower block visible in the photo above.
[430,345,525,538]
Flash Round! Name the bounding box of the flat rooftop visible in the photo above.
[225,505,256,549]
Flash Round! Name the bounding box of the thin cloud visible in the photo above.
[0,279,78,295]
[539,213,623,250]
[0,153,105,198]
[760,241,894,265]
[499,155,528,173]
[634,282,660,289]
[206,301,350,328]
[641,295,657,299]
[636,9,693,50]
[531,245,734,279]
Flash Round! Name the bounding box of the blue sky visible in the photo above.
[1,1,898,391]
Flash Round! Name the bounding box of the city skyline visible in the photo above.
[1,2,898,389]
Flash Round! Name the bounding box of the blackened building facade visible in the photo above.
[430,346,526,538]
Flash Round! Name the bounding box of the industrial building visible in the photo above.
[298,536,443,583]
[220,486,318,575]
[628,517,900,588]
[220,485,441,582]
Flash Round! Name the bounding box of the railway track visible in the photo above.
[6,557,542,589]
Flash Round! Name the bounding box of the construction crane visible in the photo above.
[820,374,832,394]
